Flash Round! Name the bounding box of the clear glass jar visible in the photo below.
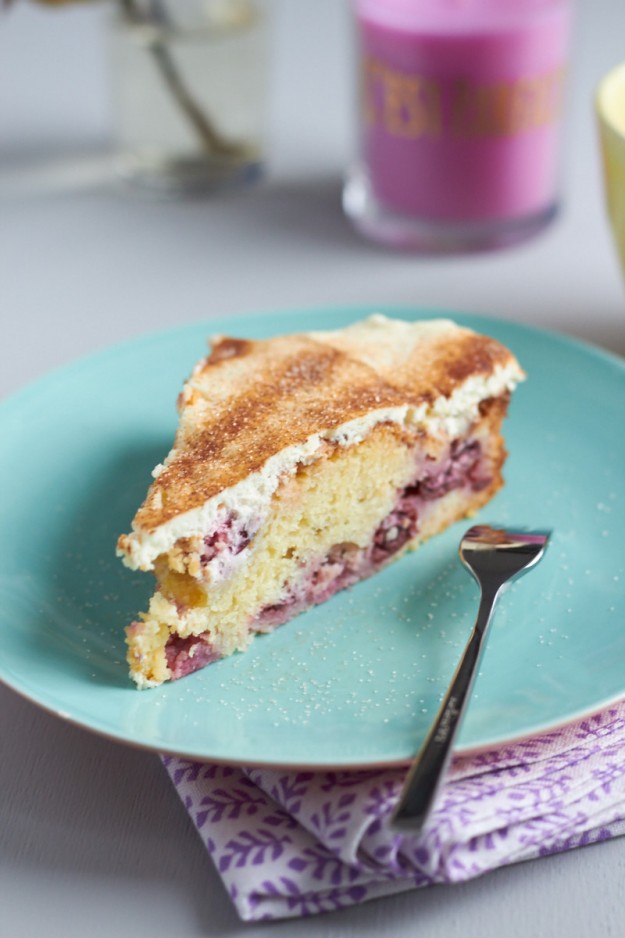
[109,0,269,195]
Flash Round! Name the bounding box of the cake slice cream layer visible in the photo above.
[117,315,524,688]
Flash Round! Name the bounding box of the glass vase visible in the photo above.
[109,0,269,195]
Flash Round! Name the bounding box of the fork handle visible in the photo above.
[390,586,500,832]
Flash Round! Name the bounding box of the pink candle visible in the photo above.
[344,0,572,250]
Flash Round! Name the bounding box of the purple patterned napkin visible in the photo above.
[163,699,625,921]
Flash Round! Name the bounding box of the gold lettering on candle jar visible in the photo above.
[452,80,516,136]
[452,70,564,137]
[385,73,442,137]
[362,57,385,125]
[363,57,442,138]
[508,69,566,132]
[364,58,565,140]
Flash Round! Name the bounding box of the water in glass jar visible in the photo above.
[109,1,268,194]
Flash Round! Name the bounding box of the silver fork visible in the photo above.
[390,524,550,833]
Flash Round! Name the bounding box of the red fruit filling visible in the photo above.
[418,440,486,499]
[201,512,257,566]
[254,438,485,631]
[164,634,221,680]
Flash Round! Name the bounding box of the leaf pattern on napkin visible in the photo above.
[162,700,625,921]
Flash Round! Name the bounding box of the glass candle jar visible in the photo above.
[343,0,572,251]
[109,0,269,195]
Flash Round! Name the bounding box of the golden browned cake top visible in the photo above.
[124,315,522,539]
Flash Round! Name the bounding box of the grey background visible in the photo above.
[1,1,624,935]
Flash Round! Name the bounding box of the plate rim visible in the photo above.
[4,665,625,770]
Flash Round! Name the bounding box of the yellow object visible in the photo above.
[596,62,625,281]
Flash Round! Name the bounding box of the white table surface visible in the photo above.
[1,1,624,935]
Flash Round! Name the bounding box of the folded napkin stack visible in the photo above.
[163,699,625,922]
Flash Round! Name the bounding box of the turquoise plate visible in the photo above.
[1,308,624,768]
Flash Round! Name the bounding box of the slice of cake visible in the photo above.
[117,315,524,688]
